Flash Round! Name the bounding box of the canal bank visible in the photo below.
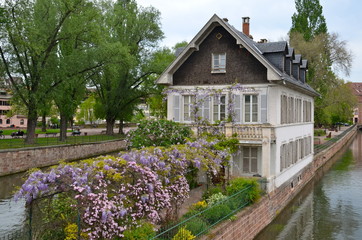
[0,139,127,177]
[202,125,357,240]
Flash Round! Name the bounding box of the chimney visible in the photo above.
[223,18,229,22]
[242,17,250,36]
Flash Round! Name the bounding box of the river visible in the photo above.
[255,131,362,240]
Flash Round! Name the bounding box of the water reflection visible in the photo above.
[0,172,27,236]
[255,132,362,240]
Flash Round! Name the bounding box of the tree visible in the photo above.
[0,0,96,143]
[90,0,163,135]
[76,94,98,125]
[290,0,353,126]
[290,0,327,41]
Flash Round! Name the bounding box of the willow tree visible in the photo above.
[90,0,163,135]
[0,0,96,143]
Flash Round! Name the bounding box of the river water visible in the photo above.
[255,131,362,240]
[1,133,362,238]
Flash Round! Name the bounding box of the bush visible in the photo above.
[203,204,232,224]
[206,192,228,206]
[184,217,209,236]
[185,166,199,189]
[314,129,326,136]
[128,119,191,149]
[123,222,156,240]
[226,178,261,203]
[202,185,223,200]
[172,227,195,240]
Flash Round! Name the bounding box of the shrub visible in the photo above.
[128,119,191,149]
[314,129,326,136]
[185,166,199,189]
[172,227,195,240]
[123,222,156,240]
[202,185,223,200]
[204,204,232,224]
[184,217,209,236]
[226,178,261,203]
[206,192,228,206]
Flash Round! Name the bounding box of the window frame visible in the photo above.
[212,53,226,73]
[183,95,195,122]
[244,94,259,123]
[213,94,226,122]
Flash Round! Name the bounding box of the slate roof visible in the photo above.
[255,41,288,53]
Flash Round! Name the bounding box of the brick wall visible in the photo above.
[203,127,357,240]
[0,140,127,177]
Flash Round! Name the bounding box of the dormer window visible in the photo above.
[212,53,226,73]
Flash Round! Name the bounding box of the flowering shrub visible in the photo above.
[206,192,228,206]
[15,137,230,239]
[127,119,191,149]
[172,227,195,240]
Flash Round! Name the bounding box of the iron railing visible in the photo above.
[314,125,356,155]
[151,186,252,240]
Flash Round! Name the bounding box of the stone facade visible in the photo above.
[202,126,357,240]
[0,140,127,176]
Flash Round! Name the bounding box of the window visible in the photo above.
[198,96,211,121]
[212,53,226,72]
[243,147,258,173]
[245,95,258,123]
[0,119,2,124]
[213,95,226,122]
[6,119,10,124]
[183,95,195,122]
[20,119,24,125]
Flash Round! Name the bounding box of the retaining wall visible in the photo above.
[204,126,357,240]
[0,140,127,177]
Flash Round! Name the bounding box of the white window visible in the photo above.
[212,53,226,72]
[243,147,258,173]
[183,95,195,122]
[244,95,258,123]
[213,95,226,122]
[199,96,211,121]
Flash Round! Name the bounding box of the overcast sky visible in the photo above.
[137,0,362,83]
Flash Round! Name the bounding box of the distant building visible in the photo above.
[0,87,27,128]
[349,82,362,124]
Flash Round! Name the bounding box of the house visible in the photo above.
[0,81,27,128]
[348,82,362,124]
[156,15,318,192]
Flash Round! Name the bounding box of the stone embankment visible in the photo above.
[0,139,127,177]
[203,125,357,240]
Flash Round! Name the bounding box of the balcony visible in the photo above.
[188,123,275,143]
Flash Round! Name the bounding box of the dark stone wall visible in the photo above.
[173,26,268,86]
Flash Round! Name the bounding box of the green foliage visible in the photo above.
[128,119,191,149]
[185,166,199,189]
[290,0,327,41]
[172,227,195,240]
[184,217,209,236]
[314,129,326,136]
[226,177,261,203]
[202,186,223,200]
[203,204,232,224]
[123,222,156,240]
[206,192,228,206]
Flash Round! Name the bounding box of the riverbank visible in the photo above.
[0,139,127,177]
[202,125,357,240]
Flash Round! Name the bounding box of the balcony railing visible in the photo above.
[189,123,274,141]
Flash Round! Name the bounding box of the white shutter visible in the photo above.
[173,95,180,122]
[260,94,267,123]
[203,97,210,120]
[234,94,241,123]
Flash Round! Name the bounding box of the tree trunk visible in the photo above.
[59,114,68,141]
[25,108,37,144]
[106,118,115,135]
[118,119,124,135]
[41,113,47,132]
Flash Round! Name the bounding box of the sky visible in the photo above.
[137,0,362,83]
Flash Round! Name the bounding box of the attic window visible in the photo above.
[216,33,223,40]
[212,53,226,73]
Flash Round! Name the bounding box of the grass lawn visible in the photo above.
[0,134,124,150]
[0,128,71,135]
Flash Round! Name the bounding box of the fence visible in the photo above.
[0,134,124,150]
[151,186,252,240]
[314,125,356,155]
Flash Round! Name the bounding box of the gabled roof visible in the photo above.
[156,14,318,97]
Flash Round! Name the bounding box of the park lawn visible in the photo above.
[0,134,123,150]
[0,129,71,135]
